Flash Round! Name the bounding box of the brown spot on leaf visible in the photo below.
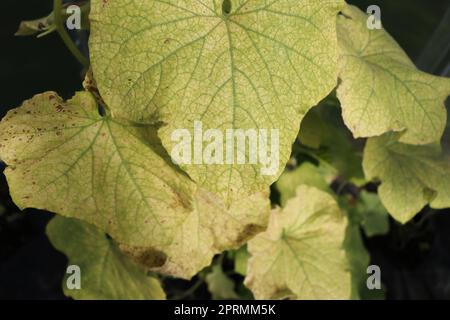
[170,190,192,211]
[121,245,167,268]
[235,224,265,244]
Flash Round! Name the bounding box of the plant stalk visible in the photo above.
[53,0,89,67]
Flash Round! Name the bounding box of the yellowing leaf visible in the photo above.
[245,185,351,299]
[0,92,269,279]
[0,91,194,247]
[363,133,450,223]
[47,216,165,300]
[89,0,344,203]
[337,5,450,145]
[122,189,269,278]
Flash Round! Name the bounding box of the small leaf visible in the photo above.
[245,185,351,299]
[206,265,239,300]
[298,93,340,149]
[337,5,450,145]
[15,13,56,37]
[46,216,165,300]
[15,1,90,37]
[363,133,450,223]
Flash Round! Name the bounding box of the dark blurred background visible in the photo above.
[0,0,450,299]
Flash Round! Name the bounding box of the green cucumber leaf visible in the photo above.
[275,162,332,206]
[47,215,165,300]
[298,98,365,182]
[353,191,389,237]
[344,220,369,300]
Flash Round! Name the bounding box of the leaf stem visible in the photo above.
[53,0,89,67]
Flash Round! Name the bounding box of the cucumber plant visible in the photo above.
[2,0,450,299]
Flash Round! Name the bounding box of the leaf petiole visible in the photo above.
[53,0,89,67]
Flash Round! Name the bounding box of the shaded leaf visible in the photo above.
[276,162,331,206]
[47,216,165,300]
[15,13,56,37]
[298,98,364,182]
[206,264,239,300]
